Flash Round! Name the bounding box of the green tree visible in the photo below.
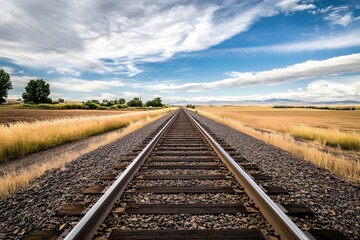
[146,97,163,107]
[84,100,99,109]
[22,79,52,104]
[118,98,125,104]
[58,98,64,103]
[186,104,195,109]
[0,69,12,103]
[127,97,142,107]
[91,99,100,104]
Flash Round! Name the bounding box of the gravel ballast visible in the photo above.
[188,110,360,239]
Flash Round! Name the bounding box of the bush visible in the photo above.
[117,104,128,109]
[84,101,100,109]
[146,97,163,107]
[127,97,142,107]
[64,104,88,109]
[185,104,196,109]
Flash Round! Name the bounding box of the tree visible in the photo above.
[22,79,52,104]
[0,69,12,103]
[58,98,64,103]
[91,99,100,104]
[186,104,195,109]
[127,97,142,107]
[118,98,125,104]
[84,100,99,109]
[146,97,163,107]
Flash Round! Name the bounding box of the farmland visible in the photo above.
[197,106,360,181]
[0,108,172,162]
[0,108,133,125]
[198,106,360,132]
[198,106,360,150]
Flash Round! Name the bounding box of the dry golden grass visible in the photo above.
[0,109,174,199]
[0,108,172,162]
[199,106,360,130]
[199,106,360,151]
[196,109,360,182]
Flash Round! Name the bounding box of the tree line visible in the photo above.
[0,69,165,109]
[273,105,358,111]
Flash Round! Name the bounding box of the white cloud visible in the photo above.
[143,53,360,91]
[306,80,358,99]
[125,63,143,77]
[98,93,117,100]
[9,75,38,88]
[82,91,142,101]
[325,12,353,26]
[276,0,315,11]
[51,78,124,92]
[0,0,317,77]
[164,79,359,103]
[1,66,15,74]
[233,31,360,52]
[120,91,142,100]
[323,6,359,27]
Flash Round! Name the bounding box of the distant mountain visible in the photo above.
[168,98,360,106]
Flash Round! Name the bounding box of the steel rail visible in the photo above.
[186,110,310,240]
[64,110,179,240]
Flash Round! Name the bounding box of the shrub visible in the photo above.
[84,101,100,109]
[117,104,128,109]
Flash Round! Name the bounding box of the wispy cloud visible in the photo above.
[82,91,142,101]
[1,66,15,74]
[0,0,317,77]
[51,78,124,92]
[276,0,315,11]
[143,53,360,91]
[226,31,360,53]
[164,79,360,103]
[322,6,360,27]
[9,75,38,88]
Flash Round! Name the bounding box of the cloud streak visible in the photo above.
[322,6,360,27]
[143,53,360,91]
[164,79,360,103]
[51,78,124,92]
[225,31,360,53]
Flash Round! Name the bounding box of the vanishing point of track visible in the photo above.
[28,108,346,240]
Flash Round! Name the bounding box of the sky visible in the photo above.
[0,0,360,104]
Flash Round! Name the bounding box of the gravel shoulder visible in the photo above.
[188,110,360,239]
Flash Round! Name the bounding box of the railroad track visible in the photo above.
[28,108,346,240]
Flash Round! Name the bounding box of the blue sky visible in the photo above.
[0,0,359,104]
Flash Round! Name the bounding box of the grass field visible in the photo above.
[0,108,172,162]
[197,106,360,182]
[0,108,133,125]
[0,111,171,199]
[198,106,360,150]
